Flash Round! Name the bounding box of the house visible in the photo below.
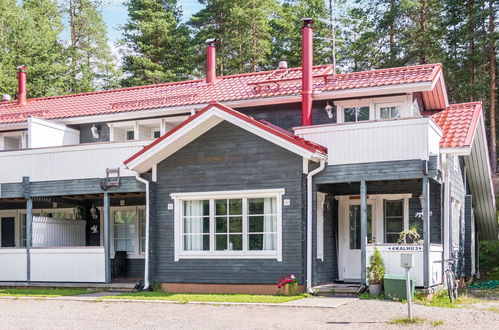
[0,18,496,294]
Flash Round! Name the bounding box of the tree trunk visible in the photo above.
[419,0,427,64]
[489,0,497,171]
[389,0,395,64]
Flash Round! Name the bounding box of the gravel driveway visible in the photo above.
[0,297,498,329]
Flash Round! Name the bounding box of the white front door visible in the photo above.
[338,199,375,281]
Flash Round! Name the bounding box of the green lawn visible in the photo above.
[0,288,90,297]
[100,291,309,304]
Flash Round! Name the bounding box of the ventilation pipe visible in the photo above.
[301,18,314,126]
[205,38,217,84]
[17,65,28,106]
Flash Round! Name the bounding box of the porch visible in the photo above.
[0,190,146,284]
[314,177,444,289]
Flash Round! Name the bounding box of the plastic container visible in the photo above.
[384,274,415,300]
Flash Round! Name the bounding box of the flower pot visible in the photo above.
[368,283,382,296]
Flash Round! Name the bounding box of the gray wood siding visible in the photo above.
[151,121,306,285]
[314,195,338,284]
[464,195,475,277]
[73,123,110,144]
[236,100,335,131]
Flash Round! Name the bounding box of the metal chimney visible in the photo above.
[205,38,217,84]
[301,18,314,126]
[17,65,28,106]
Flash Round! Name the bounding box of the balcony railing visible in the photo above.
[294,117,442,165]
[0,140,153,183]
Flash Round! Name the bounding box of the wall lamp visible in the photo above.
[324,101,334,119]
[91,124,100,139]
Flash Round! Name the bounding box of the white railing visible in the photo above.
[366,244,443,287]
[30,247,105,282]
[0,249,27,281]
[295,117,442,165]
[0,140,153,183]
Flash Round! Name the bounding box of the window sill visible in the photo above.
[176,252,280,261]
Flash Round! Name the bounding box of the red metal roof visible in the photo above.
[124,101,327,165]
[428,102,482,148]
[0,63,443,125]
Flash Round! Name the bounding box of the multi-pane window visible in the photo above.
[384,199,404,243]
[380,106,400,119]
[126,130,135,140]
[349,204,372,249]
[179,193,280,257]
[344,106,370,122]
[113,210,136,252]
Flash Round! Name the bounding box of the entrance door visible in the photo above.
[339,201,374,281]
[1,217,16,247]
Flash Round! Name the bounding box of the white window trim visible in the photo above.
[335,96,410,123]
[110,206,145,259]
[337,193,412,244]
[316,192,326,261]
[375,102,404,120]
[171,188,285,261]
[451,197,462,250]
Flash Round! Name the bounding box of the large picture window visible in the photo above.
[173,189,283,260]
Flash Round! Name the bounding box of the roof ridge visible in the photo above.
[330,63,440,78]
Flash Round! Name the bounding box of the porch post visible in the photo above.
[360,180,367,285]
[103,192,111,283]
[422,176,430,288]
[26,197,32,283]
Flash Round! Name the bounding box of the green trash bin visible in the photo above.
[384,274,415,301]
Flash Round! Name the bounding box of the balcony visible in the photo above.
[294,117,442,165]
[0,140,152,183]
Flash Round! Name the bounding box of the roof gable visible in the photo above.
[125,102,327,172]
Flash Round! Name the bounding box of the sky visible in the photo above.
[102,0,203,43]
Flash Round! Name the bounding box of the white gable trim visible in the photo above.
[126,106,326,172]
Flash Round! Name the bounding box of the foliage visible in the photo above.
[367,247,385,284]
[397,224,421,244]
[100,291,309,303]
[415,289,480,308]
[0,288,89,297]
[121,0,193,86]
[479,241,499,275]
[359,292,385,300]
[387,317,426,325]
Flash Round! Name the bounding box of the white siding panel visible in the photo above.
[0,140,150,183]
[0,249,27,281]
[295,118,442,165]
[32,217,85,247]
[28,117,80,148]
[366,245,443,287]
[30,247,105,282]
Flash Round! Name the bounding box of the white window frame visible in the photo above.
[336,96,411,123]
[375,102,403,120]
[110,206,145,258]
[451,197,462,250]
[171,189,284,261]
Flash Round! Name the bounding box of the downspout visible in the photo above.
[135,173,150,290]
[306,159,326,293]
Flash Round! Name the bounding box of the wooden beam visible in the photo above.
[360,180,367,285]
[422,176,430,288]
[103,192,111,284]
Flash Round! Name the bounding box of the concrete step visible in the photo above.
[313,283,363,297]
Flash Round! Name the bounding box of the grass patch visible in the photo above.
[431,320,444,326]
[359,292,385,300]
[387,317,425,325]
[0,288,89,297]
[486,306,499,313]
[415,289,480,308]
[100,291,309,304]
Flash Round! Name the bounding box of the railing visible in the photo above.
[366,244,443,287]
[30,247,105,282]
[295,117,442,165]
[0,140,153,183]
[0,249,27,281]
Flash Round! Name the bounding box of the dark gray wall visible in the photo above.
[314,195,338,284]
[464,195,475,277]
[236,100,336,131]
[73,123,110,144]
[151,121,306,285]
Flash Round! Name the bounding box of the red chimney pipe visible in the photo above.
[301,18,314,126]
[205,38,217,84]
[17,65,28,106]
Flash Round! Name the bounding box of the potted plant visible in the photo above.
[398,224,421,244]
[277,274,298,296]
[367,247,385,295]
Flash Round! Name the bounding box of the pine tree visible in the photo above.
[0,0,66,99]
[63,0,119,93]
[190,0,278,76]
[121,0,192,86]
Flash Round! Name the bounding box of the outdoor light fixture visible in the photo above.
[91,124,100,139]
[90,205,98,220]
[324,102,334,119]
[415,195,432,218]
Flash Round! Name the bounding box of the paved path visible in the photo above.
[0,296,498,329]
